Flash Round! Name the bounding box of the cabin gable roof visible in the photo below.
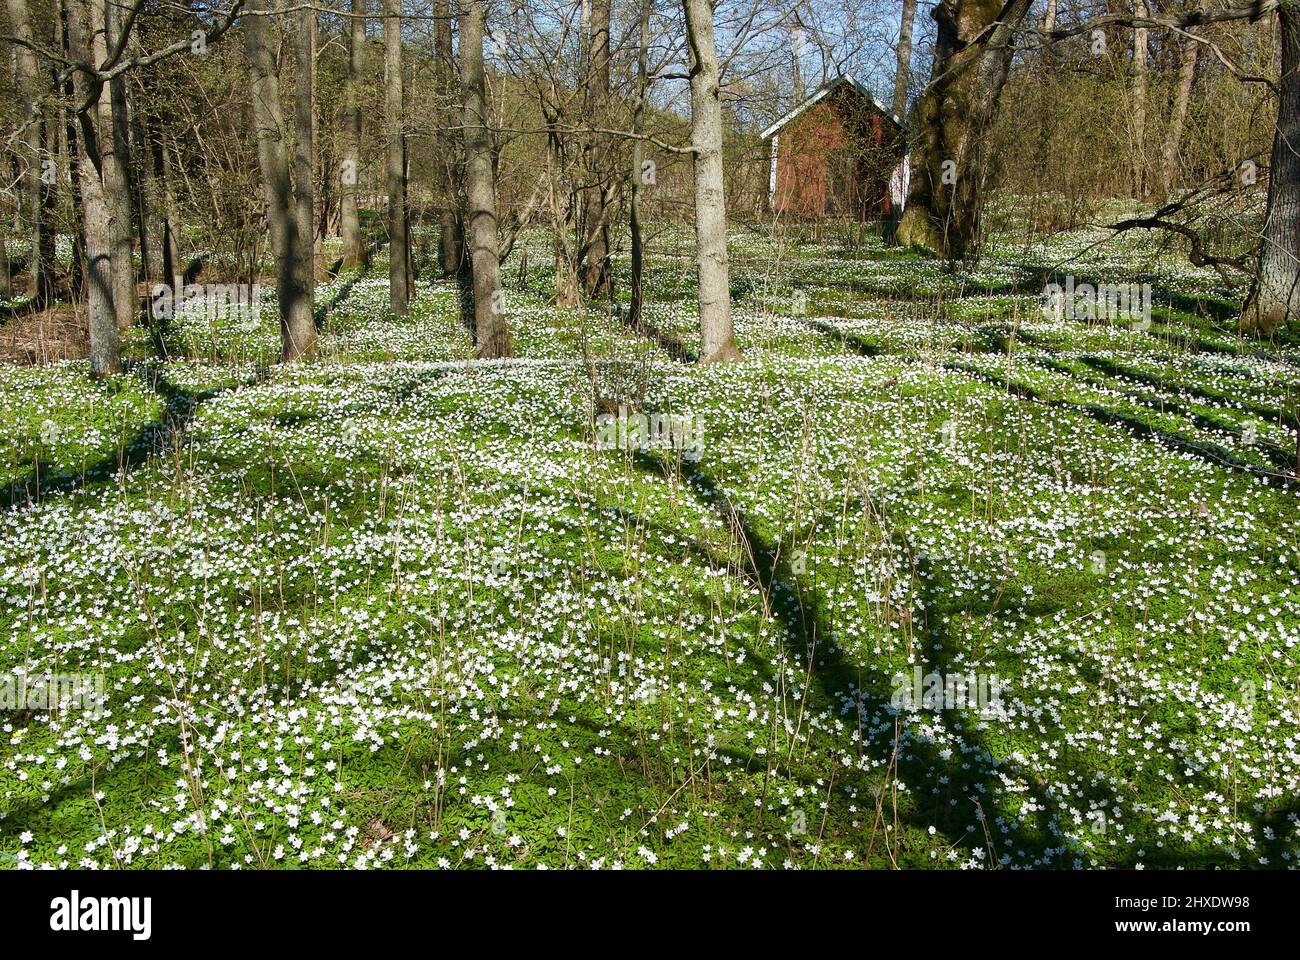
[759,74,901,141]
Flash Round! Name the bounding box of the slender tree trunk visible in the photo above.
[6,0,54,304]
[384,0,409,314]
[403,124,414,295]
[545,102,581,308]
[133,107,161,282]
[790,31,804,102]
[892,0,918,121]
[66,0,120,375]
[896,0,1033,262]
[0,227,8,300]
[159,131,184,292]
[60,1,85,303]
[100,0,135,329]
[579,0,613,298]
[1131,0,1149,198]
[684,0,739,362]
[628,0,653,331]
[244,0,316,361]
[341,0,366,269]
[39,105,58,300]
[460,0,511,356]
[292,3,317,301]
[435,0,461,276]
[1242,1,1300,335]
[1043,0,1057,32]
[1160,17,1200,197]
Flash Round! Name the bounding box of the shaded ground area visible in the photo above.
[0,224,1298,869]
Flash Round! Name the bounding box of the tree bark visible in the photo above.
[159,130,184,292]
[244,0,316,361]
[60,1,85,303]
[100,0,136,329]
[547,115,581,308]
[460,0,511,356]
[579,0,613,298]
[341,0,366,269]
[384,0,410,314]
[132,107,160,282]
[6,0,55,304]
[790,23,804,102]
[1131,0,1150,198]
[435,0,462,276]
[1159,14,1200,197]
[1242,1,1300,335]
[291,3,318,297]
[892,0,918,122]
[628,0,653,331]
[896,0,1033,262]
[66,0,120,375]
[684,0,739,363]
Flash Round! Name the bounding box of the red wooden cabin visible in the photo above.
[762,75,909,222]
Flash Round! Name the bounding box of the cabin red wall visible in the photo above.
[773,101,845,219]
[771,87,900,221]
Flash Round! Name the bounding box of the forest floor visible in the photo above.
[1,223,1299,868]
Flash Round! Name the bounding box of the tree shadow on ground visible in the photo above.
[2,365,259,511]
[947,360,1299,491]
[625,446,1075,866]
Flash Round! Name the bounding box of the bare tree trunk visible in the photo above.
[896,0,1033,262]
[543,90,582,309]
[684,0,739,363]
[628,0,653,331]
[790,23,804,102]
[579,0,612,298]
[59,2,87,303]
[6,0,54,304]
[1160,17,1200,198]
[292,4,318,299]
[39,106,58,298]
[341,0,366,269]
[132,107,161,282]
[1242,2,1300,335]
[1131,0,1149,199]
[1043,0,1057,31]
[244,0,316,361]
[892,0,918,121]
[100,0,136,329]
[403,121,414,295]
[384,0,409,314]
[159,131,184,292]
[435,0,461,276]
[460,0,511,356]
[66,0,120,375]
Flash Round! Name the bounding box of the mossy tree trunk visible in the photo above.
[896,0,1032,263]
[1242,1,1300,336]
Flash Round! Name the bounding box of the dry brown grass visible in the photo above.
[0,305,88,365]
